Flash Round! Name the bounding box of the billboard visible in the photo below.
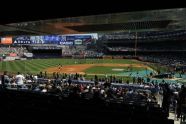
[43,35,66,44]
[30,36,45,44]
[66,36,75,41]
[11,33,98,45]
[65,34,93,45]
[1,37,13,44]
[74,39,82,45]
[13,36,32,44]
[59,41,74,45]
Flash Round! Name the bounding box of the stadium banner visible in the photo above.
[74,35,91,39]
[11,33,98,45]
[66,36,75,41]
[1,37,13,44]
[59,41,74,45]
[65,35,91,45]
[65,33,97,45]
[74,35,92,45]
[30,36,45,44]
[13,36,32,44]
[43,35,66,44]
[74,39,82,45]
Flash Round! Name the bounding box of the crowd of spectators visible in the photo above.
[0,46,27,56]
[139,54,186,67]
[1,70,186,119]
[100,30,186,41]
[107,46,135,52]
[61,45,103,58]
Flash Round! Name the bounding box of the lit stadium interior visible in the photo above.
[1,7,186,124]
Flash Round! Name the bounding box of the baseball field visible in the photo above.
[0,59,158,77]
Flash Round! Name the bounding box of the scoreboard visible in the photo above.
[11,33,98,45]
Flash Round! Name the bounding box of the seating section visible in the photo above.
[0,89,174,124]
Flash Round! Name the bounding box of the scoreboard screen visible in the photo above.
[13,36,31,44]
[11,33,98,45]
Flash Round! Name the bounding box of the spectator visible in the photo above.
[162,83,173,117]
[177,85,186,118]
[15,72,25,85]
[1,71,10,88]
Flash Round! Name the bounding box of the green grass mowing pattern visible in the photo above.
[0,59,142,74]
[26,61,47,69]
[23,61,42,73]
[85,66,146,75]
[5,61,22,73]
[19,60,60,74]
[6,61,25,73]
[0,61,6,72]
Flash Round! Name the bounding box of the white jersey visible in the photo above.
[15,74,25,85]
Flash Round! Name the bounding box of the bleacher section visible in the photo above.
[0,89,174,124]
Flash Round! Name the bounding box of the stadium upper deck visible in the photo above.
[0,8,186,36]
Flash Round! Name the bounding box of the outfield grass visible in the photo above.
[0,59,140,74]
[85,66,146,75]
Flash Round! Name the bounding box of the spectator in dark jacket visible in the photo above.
[2,71,10,88]
[162,83,173,117]
[177,85,186,118]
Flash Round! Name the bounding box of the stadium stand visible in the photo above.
[1,8,186,124]
[0,72,176,124]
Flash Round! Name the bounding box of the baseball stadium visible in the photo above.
[1,8,186,124]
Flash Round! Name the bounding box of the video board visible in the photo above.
[13,36,32,44]
[10,33,98,45]
[1,37,13,44]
